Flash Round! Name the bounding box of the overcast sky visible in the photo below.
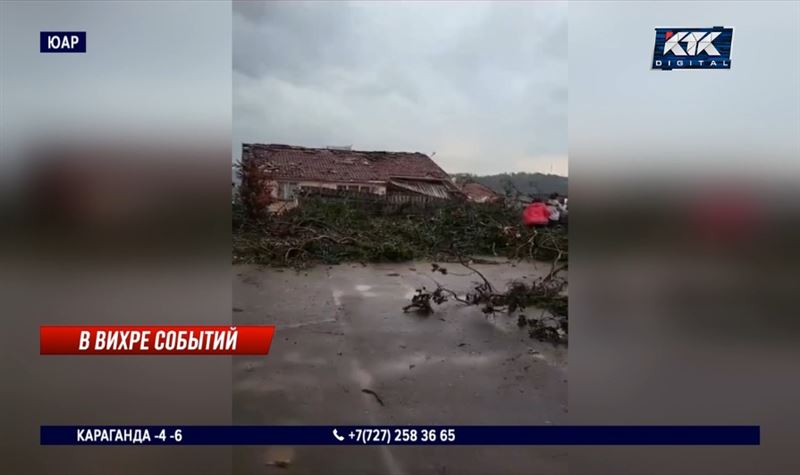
[233,1,567,176]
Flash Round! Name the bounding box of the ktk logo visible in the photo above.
[663,31,721,56]
[652,26,733,70]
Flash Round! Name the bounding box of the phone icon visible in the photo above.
[332,429,345,442]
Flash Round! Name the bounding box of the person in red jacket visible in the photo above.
[522,198,551,227]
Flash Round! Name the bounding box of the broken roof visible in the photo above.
[242,144,451,183]
[461,182,502,203]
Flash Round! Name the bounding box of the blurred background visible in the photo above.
[0,1,232,474]
[569,1,800,474]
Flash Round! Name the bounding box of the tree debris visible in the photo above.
[233,198,567,268]
[403,260,568,344]
[361,388,385,406]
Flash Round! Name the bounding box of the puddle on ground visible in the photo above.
[374,351,501,376]
[350,360,374,387]
[332,289,343,306]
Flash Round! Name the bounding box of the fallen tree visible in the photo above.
[233,194,568,342]
[233,198,567,267]
[404,259,568,344]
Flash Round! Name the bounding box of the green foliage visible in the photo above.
[233,198,567,267]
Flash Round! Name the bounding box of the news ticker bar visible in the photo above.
[39,326,275,355]
[41,426,760,446]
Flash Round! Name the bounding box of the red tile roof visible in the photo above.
[461,182,502,203]
[243,144,451,183]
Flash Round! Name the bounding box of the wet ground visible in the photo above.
[233,260,567,475]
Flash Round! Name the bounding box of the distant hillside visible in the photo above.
[453,172,567,198]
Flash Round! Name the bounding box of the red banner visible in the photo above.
[40,325,275,355]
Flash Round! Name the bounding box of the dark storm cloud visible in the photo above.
[233,2,360,83]
[233,1,567,175]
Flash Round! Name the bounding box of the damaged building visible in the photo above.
[240,144,463,212]
[460,182,503,204]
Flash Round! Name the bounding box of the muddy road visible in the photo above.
[233,261,567,475]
